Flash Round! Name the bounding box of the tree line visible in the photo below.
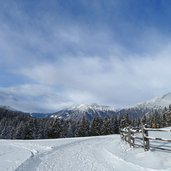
[121,106,171,129]
[0,108,120,139]
[1,106,171,139]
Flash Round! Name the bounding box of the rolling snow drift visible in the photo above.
[0,135,171,171]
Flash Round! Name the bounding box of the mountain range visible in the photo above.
[50,103,116,121]
[48,93,171,120]
[1,93,171,121]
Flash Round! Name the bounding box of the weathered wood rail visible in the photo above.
[120,125,171,151]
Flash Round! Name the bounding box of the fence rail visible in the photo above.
[120,125,171,151]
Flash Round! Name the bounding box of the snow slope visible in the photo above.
[0,105,17,111]
[50,103,116,121]
[0,134,171,171]
[134,93,171,109]
[66,103,115,111]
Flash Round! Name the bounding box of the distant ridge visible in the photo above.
[134,92,171,110]
[0,105,17,111]
[50,103,116,121]
[1,93,171,120]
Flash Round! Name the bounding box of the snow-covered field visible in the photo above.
[0,133,171,171]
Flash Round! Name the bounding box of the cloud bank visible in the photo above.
[1,0,171,112]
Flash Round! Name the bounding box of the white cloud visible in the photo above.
[0,85,72,113]
[17,45,171,110]
[1,1,171,112]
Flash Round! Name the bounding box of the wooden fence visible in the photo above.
[120,125,171,151]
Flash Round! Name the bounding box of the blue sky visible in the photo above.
[1,0,171,112]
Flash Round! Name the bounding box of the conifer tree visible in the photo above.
[90,116,103,136]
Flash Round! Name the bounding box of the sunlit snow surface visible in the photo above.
[0,133,171,171]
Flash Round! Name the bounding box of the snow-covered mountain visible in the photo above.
[50,103,116,121]
[116,93,171,119]
[30,93,171,120]
[0,105,17,111]
[1,93,171,120]
[134,93,171,109]
[65,103,115,111]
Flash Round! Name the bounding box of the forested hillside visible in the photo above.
[0,108,120,139]
[1,104,171,139]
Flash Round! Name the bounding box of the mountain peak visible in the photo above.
[51,103,116,121]
[161,92,171,100]
[0,105,17,111]
[134,92,171,110]
[67,103,115,111]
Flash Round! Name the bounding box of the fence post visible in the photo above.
[120,128,124,140]
[124,129,127,142]
[142,124,150,151]
[131,136,135,147]
[130,129,135,147]
[128,126,131,147]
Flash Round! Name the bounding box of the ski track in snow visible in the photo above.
[15,139,91,171]
[16,137,118,171]
[0,135,171,171]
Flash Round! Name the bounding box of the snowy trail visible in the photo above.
[0,135,171,171]
[16,139,91,171]
[16,136,118,171]
[15,135,171,171]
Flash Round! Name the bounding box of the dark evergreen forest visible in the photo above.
[0,106,171,139]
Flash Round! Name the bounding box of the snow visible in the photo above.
[133,92,171,109]
[0,105,17,111]
[65,103,115,112]
[0,134,171,171]
[50,103,116,120]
